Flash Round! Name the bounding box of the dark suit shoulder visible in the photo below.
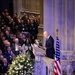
[49,36,54,41]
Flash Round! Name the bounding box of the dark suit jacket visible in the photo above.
[2,63,8,75]
[4,50,13,63]
[45,36,55,59]
[0,60,3,74]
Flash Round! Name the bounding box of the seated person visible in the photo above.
[2,58,9,74]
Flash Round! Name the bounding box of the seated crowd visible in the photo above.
[0,9,39,74]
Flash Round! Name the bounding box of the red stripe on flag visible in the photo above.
[55,60,61,73]
[54,59,61,75]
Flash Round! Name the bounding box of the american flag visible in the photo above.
[54,36,61,75]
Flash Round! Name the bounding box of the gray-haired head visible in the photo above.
[43,31,50,38]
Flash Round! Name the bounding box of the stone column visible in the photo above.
[43,0,75,51]
[43,0,54,46]
[13,0,22,15]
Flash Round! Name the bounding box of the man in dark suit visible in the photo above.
[43,31,55,59]
[2,58,9,74]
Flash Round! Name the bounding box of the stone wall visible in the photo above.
[44,0,75,51]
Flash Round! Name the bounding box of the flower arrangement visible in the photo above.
[8,51,34,75]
